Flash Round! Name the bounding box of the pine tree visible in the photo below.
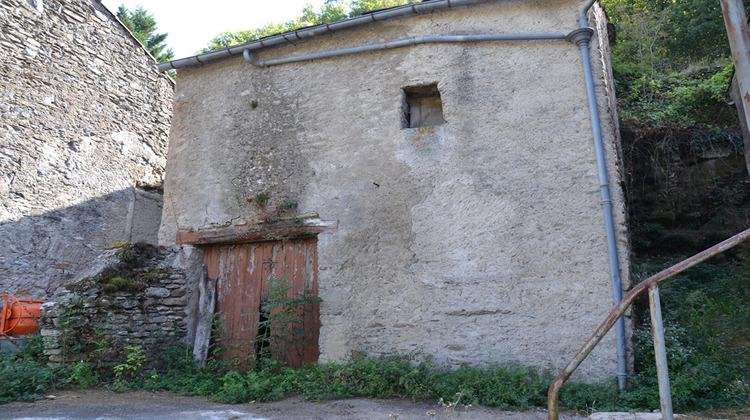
[116,5,174,63]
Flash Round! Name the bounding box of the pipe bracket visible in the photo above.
[566,27,594,46]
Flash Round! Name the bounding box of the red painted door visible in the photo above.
[204,238,319,367]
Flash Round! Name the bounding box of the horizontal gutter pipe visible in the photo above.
[576,0,628,391]
[158,0,493,72]
[243,33,570,67]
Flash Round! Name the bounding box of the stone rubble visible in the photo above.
[39,245,192,364]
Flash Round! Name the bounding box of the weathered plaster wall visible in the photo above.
[0,0,174,299]
[161,0,629,380]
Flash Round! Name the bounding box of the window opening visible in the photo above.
[402,83,445,128]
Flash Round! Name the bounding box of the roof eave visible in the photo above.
[157,0,495,72]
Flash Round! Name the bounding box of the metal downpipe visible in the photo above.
[579,0,598,28]
[571,7,628,390]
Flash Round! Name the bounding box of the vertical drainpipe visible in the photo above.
[572,0,628,390]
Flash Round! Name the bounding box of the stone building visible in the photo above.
[0,0,173,299]
[159,0,629,380]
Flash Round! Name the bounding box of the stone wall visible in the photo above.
[160,0,629,381]
[0,0,174,300]
[39,244,197,364]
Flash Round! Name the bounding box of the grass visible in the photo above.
[1,333,748,413]
[624,259,750,410]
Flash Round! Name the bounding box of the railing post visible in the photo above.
[547,228,750,420]
[648,284,674,420]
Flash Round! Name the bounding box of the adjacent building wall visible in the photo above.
[160,0,629,380]
[0,0,173,299]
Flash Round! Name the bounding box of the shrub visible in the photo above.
[0,351,54,403]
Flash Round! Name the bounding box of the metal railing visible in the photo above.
[547,227,750,420]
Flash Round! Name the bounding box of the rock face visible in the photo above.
[0,0,174,299]
[160,1,629,380]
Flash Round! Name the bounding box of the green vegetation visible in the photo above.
[3,263,749,412]
[625,261,750,410]
[253,274,320,366]
[603,0,749,414]
[200,0,419,53]
[0,335,54,404]
[604,0,739,140]
[113,345,147,390]
[70,242,160,294]
[116,5,174,63]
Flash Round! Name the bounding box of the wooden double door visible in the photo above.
[203,238,319,367]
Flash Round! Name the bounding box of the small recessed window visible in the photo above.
[402,83,445,128]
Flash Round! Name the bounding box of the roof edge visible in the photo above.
[91,0,175,85]
[158,0,494,72]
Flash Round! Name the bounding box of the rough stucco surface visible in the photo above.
[160,0,630,380]
[0,0,173,299]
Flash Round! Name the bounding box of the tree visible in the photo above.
[603,0,730,72]
[201,0,419,53]
[601,0,734,131]
[348,0,418,17]
[116,5,174,63]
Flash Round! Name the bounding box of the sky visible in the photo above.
[100,0,328,59]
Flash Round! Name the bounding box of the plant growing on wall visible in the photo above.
[56,297,106,363]
[253,274,320,367]
[113,345,147,390]
[246,193,300,223]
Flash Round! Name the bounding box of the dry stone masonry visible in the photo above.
[39,244,193,364]
[0,0,173,300]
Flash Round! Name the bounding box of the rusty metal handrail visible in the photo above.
[547,227,750,420]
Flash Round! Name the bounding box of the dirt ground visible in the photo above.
[0,389,748,420]
[0,389,577,420]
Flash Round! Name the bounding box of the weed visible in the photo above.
[102,276,133,293]
[279,198,297,211]
[19,332,46,362]
[113,345,147,390]
[143,330,192,374]
[248,193,269,208]
[65,361,99,389]
[252,274,320,367]
[438,391,471,419]
[0,352,54,403]
[624,260,750,411]
[81,243,162,294]
[56,297,99,362]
